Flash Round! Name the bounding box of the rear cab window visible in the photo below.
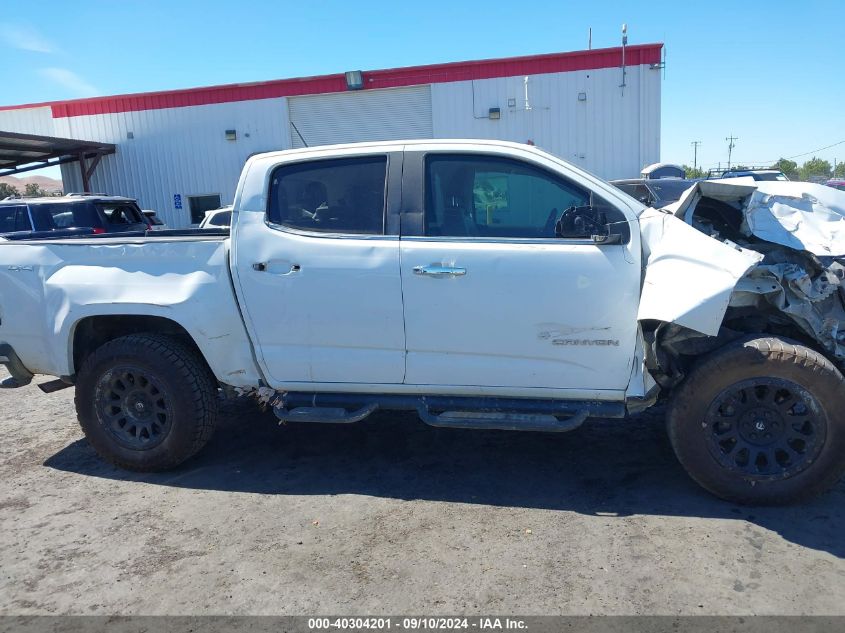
[268,156,387,235]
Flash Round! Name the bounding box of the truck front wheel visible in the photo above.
[75,333,218,471]
[667,336,845,505]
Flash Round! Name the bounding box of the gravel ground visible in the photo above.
[1,366,844,616]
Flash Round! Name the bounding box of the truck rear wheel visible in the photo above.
[667,336,845,505]
[75,333,218,471]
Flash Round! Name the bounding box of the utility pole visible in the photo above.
[726,135,738,171]
[691,141,702,171]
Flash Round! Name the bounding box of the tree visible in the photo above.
[0,182,19,198]
[772,158,799,180]
[799,157,832,182]
[835,162,845,179]
[24,183,48,197]
[682,164,706,179]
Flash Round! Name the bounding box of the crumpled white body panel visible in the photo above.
[664,179,845,257]
[743,182,845,256]
[637,208,763,336]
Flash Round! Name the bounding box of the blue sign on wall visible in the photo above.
[174,194,182,209]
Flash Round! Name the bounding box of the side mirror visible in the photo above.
[591,233,622,245]
[555,205,608,239]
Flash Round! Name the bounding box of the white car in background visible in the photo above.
[199,206,232,229]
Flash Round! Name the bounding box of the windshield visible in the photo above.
[648,180,695,204]
[754,172,788,182]
[208,210,231,226]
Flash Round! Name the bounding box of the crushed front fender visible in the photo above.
[638,207,763,336]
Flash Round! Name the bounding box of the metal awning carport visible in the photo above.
[0,130,115,192]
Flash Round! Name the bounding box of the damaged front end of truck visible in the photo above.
[637,180,845,392]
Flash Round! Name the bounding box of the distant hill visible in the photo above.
[0,174,63,194]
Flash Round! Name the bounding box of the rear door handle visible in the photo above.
[253,262,301,275]
[412,265,466,278]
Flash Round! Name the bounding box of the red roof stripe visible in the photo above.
[1,44,662,119]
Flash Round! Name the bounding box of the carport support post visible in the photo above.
[77,152,103,193]
[78,153,90,193]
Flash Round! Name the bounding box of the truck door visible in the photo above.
[232,152,406,387]
[398,148,641,398]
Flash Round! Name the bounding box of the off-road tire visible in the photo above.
[75,333,218,471]
[667,336,845,505]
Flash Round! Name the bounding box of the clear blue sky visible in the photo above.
[1,0,843,176]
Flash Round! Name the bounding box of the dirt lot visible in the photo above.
[1,366,844,615]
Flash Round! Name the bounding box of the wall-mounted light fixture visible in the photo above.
[488,107,501,120]
[507,98,516,108]
[225,129,237,141]
[345,70,364,90]
[577,92,587,102]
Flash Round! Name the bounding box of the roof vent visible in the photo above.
[345,70,364,90]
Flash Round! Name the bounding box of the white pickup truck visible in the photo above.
[2,139,845,505]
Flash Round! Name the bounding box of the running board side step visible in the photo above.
[0,343,33,388]
[273,403,379,424]
[415,407,589,432]
[271,392,623,431]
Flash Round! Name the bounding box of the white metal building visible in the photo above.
[0,43,663,228]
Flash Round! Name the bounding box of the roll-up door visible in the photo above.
[288,85,432,149]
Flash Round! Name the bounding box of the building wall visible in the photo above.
[1,60,660,228]
[431,64,660,179]
[0,106,54,136]
[55,98,291,227]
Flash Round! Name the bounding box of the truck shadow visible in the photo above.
[45,398,845,558]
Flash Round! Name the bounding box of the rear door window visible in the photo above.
[29,202,98,231]
[268,156,387,235]
[0,206,31,233]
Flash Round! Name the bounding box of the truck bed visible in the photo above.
[0,230,261,387]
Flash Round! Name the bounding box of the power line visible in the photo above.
[732,139,845,166]
[784,139,845,160]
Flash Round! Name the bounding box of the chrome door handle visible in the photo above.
[412,265,466,277]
